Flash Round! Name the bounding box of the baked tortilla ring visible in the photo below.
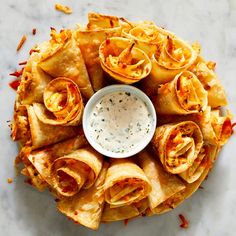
[33,77,84,126]
[155,71,208,115]
[149,36,198,85]
[39,29,94,99]
[152,121,203,174]
[104,159,152,208]
[51,147,103,197]
[99,37,152,84]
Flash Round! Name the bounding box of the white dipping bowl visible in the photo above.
[82,85,157,158]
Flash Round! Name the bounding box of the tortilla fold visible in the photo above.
[57,162,109,230]
[155,71,207,115]
[39,29,93,99]
[103,158,152,208]
[152,121,203,174]
[11,104,79,149]
[99,37,152,84]
[33,77,84,126]
[76,12,121,91]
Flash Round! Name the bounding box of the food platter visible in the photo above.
[0,4,234,236]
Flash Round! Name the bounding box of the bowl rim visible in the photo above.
[82,84,157,158]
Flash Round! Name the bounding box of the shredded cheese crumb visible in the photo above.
[55,3,72,14]
[17,35,27,52]
[7,178,13,184]
[178,214,189,229]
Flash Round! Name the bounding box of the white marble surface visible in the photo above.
[0,0,236,235]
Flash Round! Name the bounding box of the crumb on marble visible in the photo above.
[55,3,72,14]
[32,28,36,35]
[16,35,27,52]
[178,214,189,229]
[7,178,13,184]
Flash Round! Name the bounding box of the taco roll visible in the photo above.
[57,162,109,230]
[99,37,152,84]
[50,146,103,197]
[152,121,203,174]
[143,36,198,95]
[148,144,218,215]
[76,12,121,91]
[33,77,84,126]
[190,57,227,108]
[11,104,79,149]
[39,29,93,99]
[155,71,207,115]
[138,150,185,210]
[122,22,170,55]
[104,158,152,208]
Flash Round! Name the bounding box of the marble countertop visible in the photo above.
[0,0,236,235]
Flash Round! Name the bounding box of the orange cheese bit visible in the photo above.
[55,3,72,14]
[16,35,27,52]
[7,178,13,184]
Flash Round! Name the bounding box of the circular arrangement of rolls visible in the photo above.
[11,12,232,230]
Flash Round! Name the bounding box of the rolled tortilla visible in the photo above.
[148,144,218,215]
[39,29,93,99]
[50,146,103,197]
[143,36,198,95]
[104,159,152,208]
[122,22,170,56]
[138,150,185,210]
[99,37,152,84]
[155,71,208,115]
[17,51,52,104]
[152,121,203,174]
[190,57,227,108]
[11,104,79,149]
[75,12,121,91]
[57,161,109,230]
[33,77,84,126]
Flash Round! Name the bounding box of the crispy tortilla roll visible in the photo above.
[99,37,152,84]
[57,162,109,230]
[39,29,93,99]
[152,121,203,174]
[17,52,52,104]
[104,159,152,208]
[33,77,83,126]
[190,57,227,108]
[27,135,87,185]
[122,22,167,55]
[50,147,103,197]
[11,104,79,149]
[148,144,218,215]
[144,36,198,95]
[76,13,121,91]
[155,71,207,115]
[138,150,185,210]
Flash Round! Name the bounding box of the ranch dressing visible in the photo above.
[88,91,154,154]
